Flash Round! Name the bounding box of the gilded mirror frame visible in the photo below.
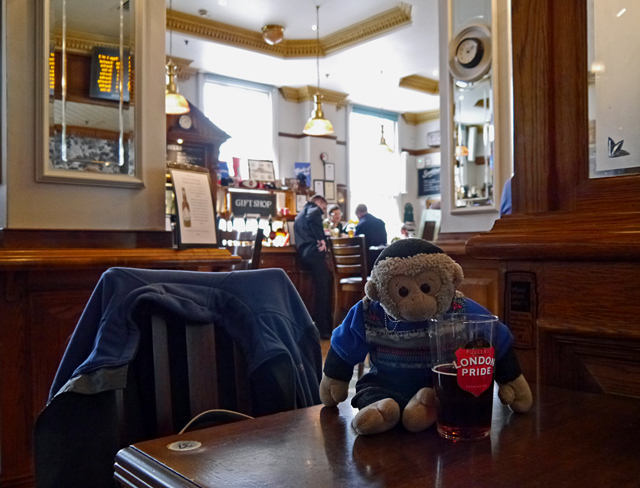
[35,0,146,188]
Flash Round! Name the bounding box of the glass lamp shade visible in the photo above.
[262,25,285,45]
[165,61,190,115]
[303,95,334,136]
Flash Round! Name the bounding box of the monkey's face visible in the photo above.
[387,270,447,322]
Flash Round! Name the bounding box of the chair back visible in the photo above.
[327,236,368,328]
[328,235,368,282]
[147,315,252,437]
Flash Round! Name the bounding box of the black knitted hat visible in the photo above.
[374,238,444,268]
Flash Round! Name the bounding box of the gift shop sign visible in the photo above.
[454,347,495,396]
[231,192,277,218]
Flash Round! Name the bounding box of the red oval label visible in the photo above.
[454,347,495,397]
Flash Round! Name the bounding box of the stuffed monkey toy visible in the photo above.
[320,239,532,435]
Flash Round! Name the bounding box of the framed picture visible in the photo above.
[324,181,336,201]
[248,159,276,182]
[324,162,335,181]
[296,194,308,213]
[169,168,218,249]
[313,179,325,197]
[427,131,441,148]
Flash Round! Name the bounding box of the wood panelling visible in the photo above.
[0,248,240,488]
[466,0,640,399]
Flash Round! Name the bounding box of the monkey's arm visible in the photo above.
[320,301,369,407]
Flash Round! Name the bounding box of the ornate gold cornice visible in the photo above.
[52,29,133,54]
[402,110,440,125]
[167,2,413,59]
[279,86,349,109]
[398,74,439,95]
[166,55,198,81]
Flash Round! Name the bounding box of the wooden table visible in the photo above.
[114,385,640,488]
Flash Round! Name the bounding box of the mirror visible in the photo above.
[452,77,494,208]
[448,0,496,210]
[587,0,640,178]
[37,0,143,187]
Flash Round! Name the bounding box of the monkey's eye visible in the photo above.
[420,283,431,294]
[399,287,409,297]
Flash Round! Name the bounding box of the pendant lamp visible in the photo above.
[303,5,333,136]
[379,125,393,152]
[165,0,189,115]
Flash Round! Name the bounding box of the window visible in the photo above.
[349,107,402,238]
[202,75,275,179]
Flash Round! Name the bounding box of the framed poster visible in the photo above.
[427,130,441,148]
[170,168,218,249]
[324,162,335,181]
[294,162,311,187]
[296,194,308,213]
[313,179,325,197]
[324,181,336,201]
[248,159,276,182]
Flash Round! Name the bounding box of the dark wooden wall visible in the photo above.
[467,0,640,395]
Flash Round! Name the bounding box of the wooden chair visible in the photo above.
[219,228,264,270]
[145,315,253,437]
[327,236,368,329]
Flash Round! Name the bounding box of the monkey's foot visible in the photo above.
[402,387,437,432]
[352,398,401,435]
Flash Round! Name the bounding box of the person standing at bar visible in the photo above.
[294,195,332,339]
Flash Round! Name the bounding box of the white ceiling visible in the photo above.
[165,0,442,114]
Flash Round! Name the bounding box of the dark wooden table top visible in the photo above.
[115,385,640,488]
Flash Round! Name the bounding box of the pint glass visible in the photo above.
[430,314,497,441]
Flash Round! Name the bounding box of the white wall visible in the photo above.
[3,0,167,230]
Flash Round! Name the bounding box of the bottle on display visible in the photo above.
[181,188,192,228]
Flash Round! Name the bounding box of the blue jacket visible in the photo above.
[50,267,322,407]
[355,213,387,247]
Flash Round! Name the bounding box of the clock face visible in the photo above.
[178,115,192,130]
[320,152,329,162]
[456,38,484,69]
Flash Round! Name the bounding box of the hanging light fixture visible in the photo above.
[379,125,393,152]
[165,0,189,115]
[303,5,333,136]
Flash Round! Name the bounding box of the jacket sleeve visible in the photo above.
[323,301,369,381]
[306,207,326,243]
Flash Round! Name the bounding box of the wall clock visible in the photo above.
[178,114,193,130]
[320,152,329,163]
[448,24,492,82]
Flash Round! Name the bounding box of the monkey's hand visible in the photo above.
[320,374,349,407]
[497,374,533,413]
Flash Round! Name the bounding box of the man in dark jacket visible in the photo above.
[355,203,388,272]
[294,194,332,339]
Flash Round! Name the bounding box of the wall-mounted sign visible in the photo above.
[89,47,130,102]
[418,166,441,197]
[231,192,277,218]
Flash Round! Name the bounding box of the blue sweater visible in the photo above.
[324,296,521,407]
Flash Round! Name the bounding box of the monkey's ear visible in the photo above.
[365,280,380,301]
[452,263,464,288]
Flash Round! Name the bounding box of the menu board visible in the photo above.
[89,47,130,102]
[418,167,441,197]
